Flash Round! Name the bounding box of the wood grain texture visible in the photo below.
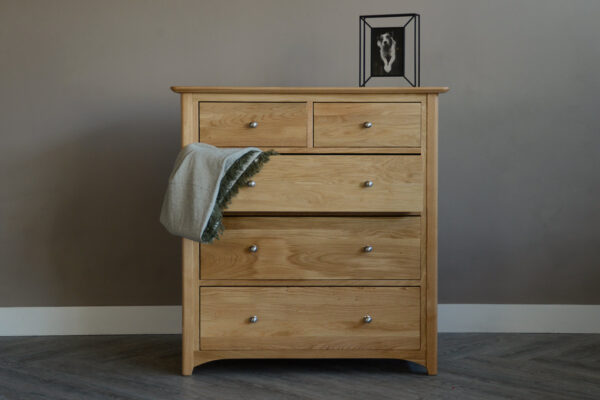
[172,86,450,94]
[228,155,424,212]
[201,216,421,280]
[193,93,428,104]
[200,287,421,351]
[314,102,421,147]
[180,94,199,376]
[176,87,444,376]
[263,147,422,154]
[306,101,314,147]
[194,350,425,366]
[425,94,439,376]
[199,279,423,286]
[199,102,307,147]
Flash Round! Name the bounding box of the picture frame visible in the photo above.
[359,13,420,87]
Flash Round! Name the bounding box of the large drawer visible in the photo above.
[200,287,421,351]
[199,102,307,147]
[314,102,421,147]
[201,216,421,280]
[228,155,423,212]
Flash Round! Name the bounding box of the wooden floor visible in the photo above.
[0,334,598,399]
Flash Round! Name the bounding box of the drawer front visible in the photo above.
[201,217,421,280]
[200,287,420,351]
[314,102,421,147]
[199,102,307,147]
[228,155,423,212]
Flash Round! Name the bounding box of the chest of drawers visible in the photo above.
[171,86,447,376]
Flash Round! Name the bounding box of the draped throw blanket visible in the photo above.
[160,143,275,243]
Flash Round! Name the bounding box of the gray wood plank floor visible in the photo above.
[0,334,598,399]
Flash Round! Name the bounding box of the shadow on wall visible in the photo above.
[8,114,182,306]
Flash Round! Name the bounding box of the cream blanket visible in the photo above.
[160,143,274,242]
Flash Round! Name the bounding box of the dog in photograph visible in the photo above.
[377,32,396,73]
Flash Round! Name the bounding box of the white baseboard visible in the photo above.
[0,306,182,336]
[0,305,598,336]
[439,304,600,333]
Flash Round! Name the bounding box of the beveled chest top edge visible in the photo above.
[171,86,449,94]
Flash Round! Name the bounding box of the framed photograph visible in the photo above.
[370,27,405,77]
[359,14,420,87]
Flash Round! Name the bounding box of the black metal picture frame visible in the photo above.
[359,13,420,87]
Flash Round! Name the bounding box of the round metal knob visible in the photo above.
[364,180,374,188]
[363,315,373,323]
[363,121,373,128]
[249,245,258,253]
[247,180,256,187]
[249,316,258,323]
[249,121,259,128]
[363,245,373,253]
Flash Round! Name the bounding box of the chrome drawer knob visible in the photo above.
[363,315,373,323]
[247,180,256,187]
[249,315,258,323]
[363,121,373,128]
[364,180,374,188]
[363,245,373,253]
[249,245,258,253]
[249,121,259,128]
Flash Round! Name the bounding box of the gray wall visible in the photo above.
[1,0,599,306]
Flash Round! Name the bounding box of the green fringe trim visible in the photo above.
[201,150,277,243]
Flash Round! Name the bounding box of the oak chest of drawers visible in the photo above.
[171,86,447,376]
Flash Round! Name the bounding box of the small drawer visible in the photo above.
[314,102,421,147]
[201,216,421,280]
[199,102,307,147]
[200,287,421,351]
[228,155,423,212]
